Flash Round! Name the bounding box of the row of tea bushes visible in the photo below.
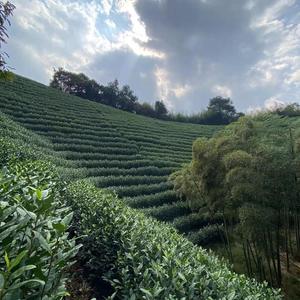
[66,180,282,299]
[0,76,221,236]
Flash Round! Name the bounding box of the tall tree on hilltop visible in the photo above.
[154,100,168,118]
[50,68,102,99]
[0,1,15,80]
[205,96,244,125]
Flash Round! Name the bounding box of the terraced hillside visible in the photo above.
[0,75,221,234]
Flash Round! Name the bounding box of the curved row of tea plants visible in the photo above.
[65,180,282,299]
[0,75,221,234]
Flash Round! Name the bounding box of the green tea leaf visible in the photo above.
[9,279,45,290]
[10,250,28,271]
[34,231,51,253]
[140,288,152,297]
[53,223,66,233]
[11,265,36,280]
[62,212,73,226]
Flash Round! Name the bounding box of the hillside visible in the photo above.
[0,75,285,299]
[0,75,221,234]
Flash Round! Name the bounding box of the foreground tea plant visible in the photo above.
[0,159,80,299]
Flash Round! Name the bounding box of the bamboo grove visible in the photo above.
[170,114,300,293]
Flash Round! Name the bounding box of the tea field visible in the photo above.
[0,75,221,236]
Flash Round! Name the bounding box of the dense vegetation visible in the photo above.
[0,75,224,240]
[50,68,243,125]
[0,75,283,298]
[0,128,80,298]
[65,180,281,299]
[170,114,300,298]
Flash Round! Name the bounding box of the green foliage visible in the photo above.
[0,1,15,74]
[49,68,241,125]
[124,190,177,208]
[0,76,221,236]
[173,212,223,233]
[0,160,80,299]
[154,100,168,118]
[275,102,300,117]
[187,225,224,246]
[141,201,191,222]
[170,114,300,288]
[66,180,281,299]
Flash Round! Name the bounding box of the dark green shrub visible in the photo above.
[141,201,191,221]
[187,225,224,246]
[124,190,177,208]
[173,212,223,233]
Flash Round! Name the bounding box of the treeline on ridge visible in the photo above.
[50,68,244,125]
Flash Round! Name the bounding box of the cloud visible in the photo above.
[212,85,232,98]
[5,0,112,82]
[86,49,159,104]
[4,0,300,113]
[134,0,300,112]
[247,96,290,114]
[264,96,286,111]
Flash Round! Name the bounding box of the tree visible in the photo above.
[135,102,156,118]
[117,84,138,112]
[0,1,15,79]
[275,102,300,117]
[101,79,120,107]
[154,100,168,118]
[49,69,246,125]
[206,96,243,124]
[50,68,102,99]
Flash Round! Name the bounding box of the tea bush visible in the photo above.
[0,160,80,299]
[187,224,224,246]
[173,212,223,233]
[141,201,191,221]
[66,180,281,299]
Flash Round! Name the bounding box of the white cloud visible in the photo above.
[285,69,300,85]
[264,96,286,111]
[105,19,116,29]
[173,84,192,98]
[247,96,288,114]
[5,0,300,113]
[5,0,115,81]
[212,85,232,98]
[101,0,113,15]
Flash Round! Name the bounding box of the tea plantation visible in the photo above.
[0,75,222,235]
[0,75,282,299]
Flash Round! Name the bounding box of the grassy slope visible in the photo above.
[0,75,221,234]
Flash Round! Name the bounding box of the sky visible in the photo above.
[3,0,300,113]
